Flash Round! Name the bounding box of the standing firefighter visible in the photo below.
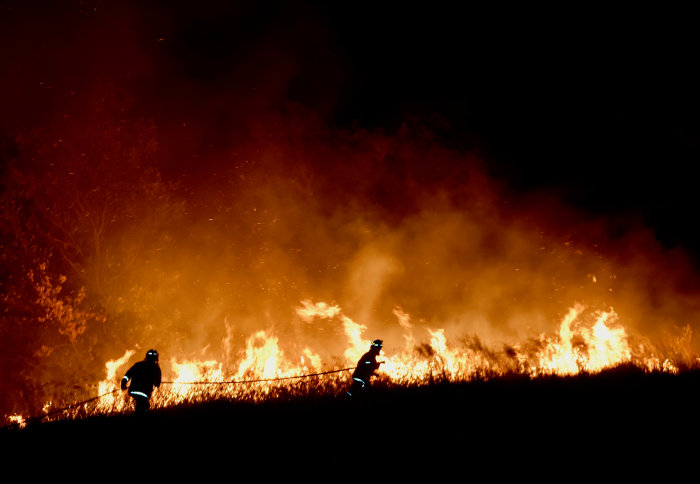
[121,349,162,415]
[347,339,384,397]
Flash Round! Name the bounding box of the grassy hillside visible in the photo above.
[4,366,699,479]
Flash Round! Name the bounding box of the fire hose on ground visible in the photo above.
[3,366,357,429]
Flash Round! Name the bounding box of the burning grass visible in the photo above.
[6,302,697,429]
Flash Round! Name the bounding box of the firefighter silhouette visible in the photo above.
[121,349,162,415]
[347,340,383,397]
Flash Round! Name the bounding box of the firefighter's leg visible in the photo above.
[347,378,366,397]
[131,393,151,415]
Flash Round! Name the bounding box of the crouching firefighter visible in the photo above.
[347,339,384,398]
[121,349,162,415]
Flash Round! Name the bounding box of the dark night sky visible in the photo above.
[319,3,700,253]
[2,1,699,256]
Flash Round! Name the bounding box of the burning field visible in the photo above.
[4,110,699,428]
[1,2,700,458]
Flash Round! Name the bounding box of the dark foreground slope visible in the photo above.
[4,367,700,479]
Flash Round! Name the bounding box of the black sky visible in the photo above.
[319,3,700,249]
[2,1,699,255]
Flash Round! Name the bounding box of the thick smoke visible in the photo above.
[1,1,699,418]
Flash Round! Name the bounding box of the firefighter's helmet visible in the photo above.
[145,349,159,363]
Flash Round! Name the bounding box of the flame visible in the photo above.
[236,330,286,379]
[5,299,688,425]
[296,300,342,321]
[94,349,135,413]
[532,306,632,376]
[301,348,322,372]
[166,359,224,405]
[6,414,26,429]
[341,315,370,364]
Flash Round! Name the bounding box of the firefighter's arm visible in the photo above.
[121,365,134,390]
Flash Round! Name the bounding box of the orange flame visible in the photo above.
[6,299,687,425]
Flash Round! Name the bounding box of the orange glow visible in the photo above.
[3,87,700,427]
[15,297,690,426]
[6,414,26,429]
